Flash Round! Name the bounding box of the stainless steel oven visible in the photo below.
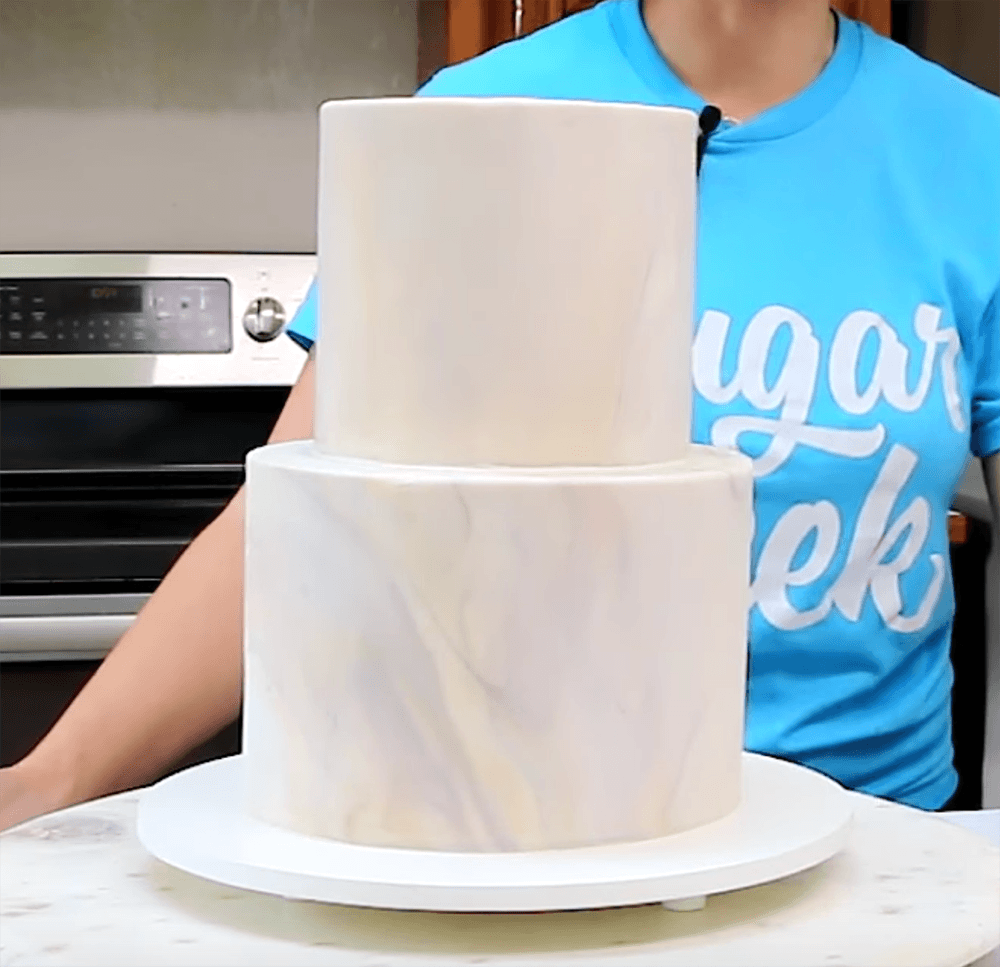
[0,253,314,763]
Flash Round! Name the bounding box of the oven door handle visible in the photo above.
[0,614,132,661]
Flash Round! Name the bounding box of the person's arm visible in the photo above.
[982,452,1000,808]
[0,355,316,831]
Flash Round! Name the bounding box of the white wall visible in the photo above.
[0,0,420,253]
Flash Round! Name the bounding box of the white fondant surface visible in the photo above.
[313,98,698,467]
[243,442,753,852]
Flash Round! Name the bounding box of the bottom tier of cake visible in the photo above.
[243,442,753,853]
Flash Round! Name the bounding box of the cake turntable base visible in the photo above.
[137,752,853,913]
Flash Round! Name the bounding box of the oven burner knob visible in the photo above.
[242,297,286,342]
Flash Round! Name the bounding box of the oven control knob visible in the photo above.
[242,297,286,342]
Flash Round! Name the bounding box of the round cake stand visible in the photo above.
[137,752,852,913]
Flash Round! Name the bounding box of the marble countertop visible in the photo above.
[1,790,998,967]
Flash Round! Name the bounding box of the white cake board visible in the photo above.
[137,753,853,913]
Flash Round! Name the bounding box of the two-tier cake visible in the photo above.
[241,98,753,853]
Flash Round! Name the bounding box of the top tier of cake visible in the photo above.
[314,98,698,467]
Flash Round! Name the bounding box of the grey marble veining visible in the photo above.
[243,443,754,851]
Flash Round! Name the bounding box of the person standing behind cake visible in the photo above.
[2,0,998,830]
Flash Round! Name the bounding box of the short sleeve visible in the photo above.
[971,287,1000,458]
[285,275,318,351]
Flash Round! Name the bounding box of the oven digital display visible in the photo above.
[72,283,144,314]
[0,278,231,355]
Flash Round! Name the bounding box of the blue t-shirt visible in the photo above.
[289,1,1000,809]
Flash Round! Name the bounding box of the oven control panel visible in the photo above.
[0,278,231,355]
[0,254,315,389]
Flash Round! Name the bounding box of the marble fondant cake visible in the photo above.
[312,97,697,467]
[242,98,754,852]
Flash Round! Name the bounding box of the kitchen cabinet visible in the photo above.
[833,0,892,36]
[444,0,892,66]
